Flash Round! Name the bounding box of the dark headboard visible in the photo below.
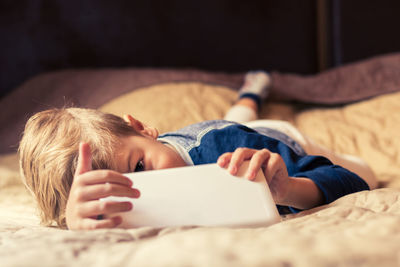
[1,0,400,98]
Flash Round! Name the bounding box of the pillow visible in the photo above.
[99,82,237,134]
[295,91,400,189]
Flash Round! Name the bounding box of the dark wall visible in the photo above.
[2,1,400,99]
[0,0,318,98]
[329,0,400,66]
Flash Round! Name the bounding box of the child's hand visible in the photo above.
[217,147,325,209]
[217,148,290,204]
[65,143,140,230]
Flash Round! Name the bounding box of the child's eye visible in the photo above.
[134,160,145,172]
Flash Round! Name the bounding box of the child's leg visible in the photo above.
[224,71,271,123]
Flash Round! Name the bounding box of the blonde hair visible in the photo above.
[19,108,136,228]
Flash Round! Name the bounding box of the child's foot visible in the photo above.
[238,71,271,108]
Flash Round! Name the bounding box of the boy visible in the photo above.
[19,72,375,230]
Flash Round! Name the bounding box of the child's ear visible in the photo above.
[123,114,159,139]
[123,114,144,131]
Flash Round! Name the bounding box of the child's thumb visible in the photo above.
[75,142,92,176]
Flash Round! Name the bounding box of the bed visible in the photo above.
[1,53,400,266]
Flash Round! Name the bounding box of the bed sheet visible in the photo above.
[1,83,400,267]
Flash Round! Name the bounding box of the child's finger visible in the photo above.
[246,149,271,180]
[263,153,281,183]
[77,183,140,201]
[75,142,92,176]
[217,152,233,167]
[228,148,256,175]
[77,170,133,187]
[78,200,133,218]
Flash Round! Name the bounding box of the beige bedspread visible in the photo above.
[1,83,400,266]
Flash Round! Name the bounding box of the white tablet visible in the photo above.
[103,162,281,228]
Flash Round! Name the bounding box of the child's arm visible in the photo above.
[65,143,140,230]
[217,148,324,210]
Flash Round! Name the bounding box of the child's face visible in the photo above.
[114,134,187,174]
[114,115,187,174]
